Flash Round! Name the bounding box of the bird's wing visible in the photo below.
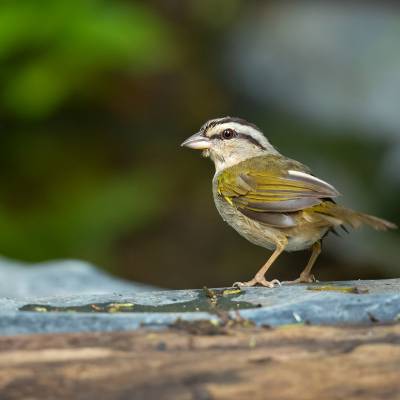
[217,155,340,227]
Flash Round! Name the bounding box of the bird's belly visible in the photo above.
[285,229,328,251]
[213,190,278,251]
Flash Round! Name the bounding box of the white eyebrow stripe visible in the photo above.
[218,122,260,138]
[288,170,340,196]
[207,122,261,139]
[206,121,279,154]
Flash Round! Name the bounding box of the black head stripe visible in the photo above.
[201,116,266,150]
[202,116,261,133]
[208,132,266,150]
[237,133,266,150]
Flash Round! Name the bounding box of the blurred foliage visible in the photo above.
[0,134,168,263]
[0,0,182,269]
[0,0,398,288]
[0,0,177,118]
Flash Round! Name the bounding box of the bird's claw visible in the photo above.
[282,274,317,285]
[232,278,281,288]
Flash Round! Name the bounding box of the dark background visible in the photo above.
[0,1,399,288]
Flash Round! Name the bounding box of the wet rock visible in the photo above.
[0,278,399,335]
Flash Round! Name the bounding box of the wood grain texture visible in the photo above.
[1,324,399,400]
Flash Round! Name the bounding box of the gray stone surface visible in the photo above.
[0,257,156,299]
[0,278,399,336]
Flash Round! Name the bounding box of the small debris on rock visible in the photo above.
[307,285,369,294]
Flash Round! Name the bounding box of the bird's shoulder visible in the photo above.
[218,154,311,183]
[216,153,339,205]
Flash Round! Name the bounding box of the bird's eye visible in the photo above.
[221,129,235,140]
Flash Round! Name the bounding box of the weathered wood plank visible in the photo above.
[0,324,399,400]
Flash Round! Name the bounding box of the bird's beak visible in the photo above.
[181,132,211,150]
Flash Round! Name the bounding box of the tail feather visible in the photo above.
[311,203,397,231]
[352,212,397,231]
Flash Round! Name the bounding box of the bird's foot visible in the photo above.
[232,277,281,288]
[283,273,316,285]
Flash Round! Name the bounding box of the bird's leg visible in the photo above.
[285,241,321,284]
[233,243,286,288]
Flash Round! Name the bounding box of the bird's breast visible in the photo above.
[212,177,278,250]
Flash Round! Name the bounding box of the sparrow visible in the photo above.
[181,117,397,288]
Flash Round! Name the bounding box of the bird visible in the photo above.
[181,116,397,288]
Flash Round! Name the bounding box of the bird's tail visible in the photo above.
[310,202,397,231]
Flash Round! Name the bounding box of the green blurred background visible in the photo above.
[0,0,399,288]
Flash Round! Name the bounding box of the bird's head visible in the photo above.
[181,117,278,171]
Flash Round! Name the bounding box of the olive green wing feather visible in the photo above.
[217,155,339,227]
